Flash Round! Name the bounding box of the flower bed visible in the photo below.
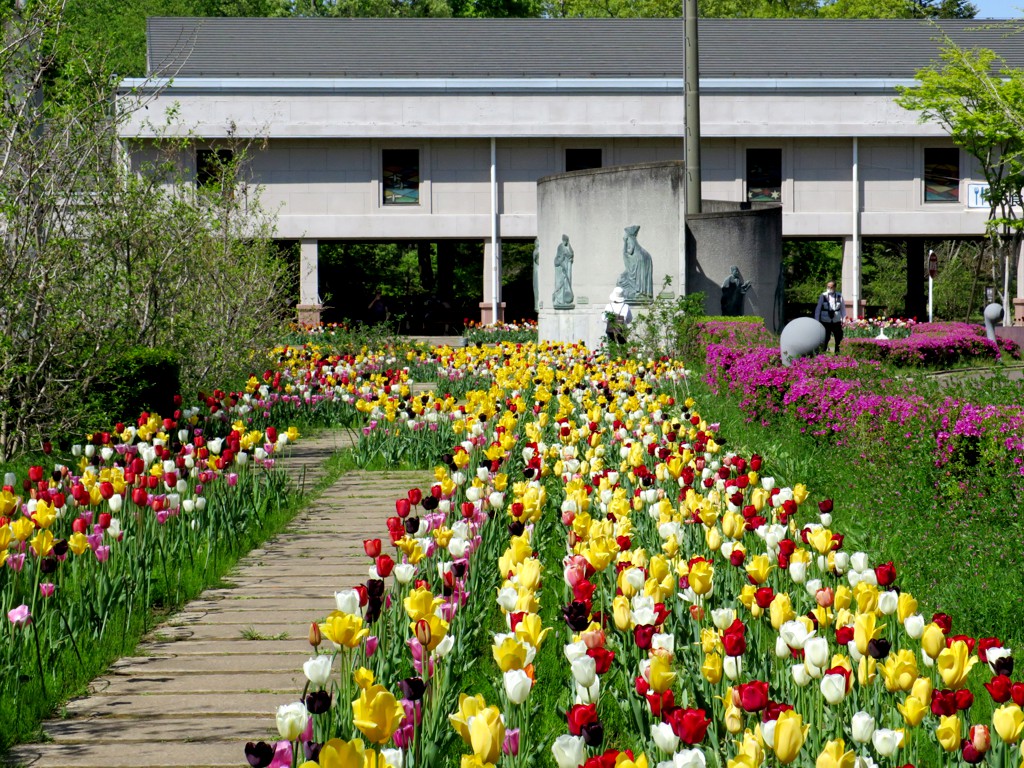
[844,322,1018,367]
[842,317,917,340]
[463,321,538,346]
[238,343,1024,768]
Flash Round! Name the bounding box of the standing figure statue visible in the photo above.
[552,234,575,308]
[720,265,753,316]
[532,238,540,312]
[616,225,653,301]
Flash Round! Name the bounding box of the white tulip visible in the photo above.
[775,635,791,659]
[987,646,1012,674]
[711,608,736,631]
[833,552,851,573]
[434,633,455,657]
[563,641,588,663]
[847,639,863,662]
[850,552,869,572]
[819,512,833,527]
[904,614,924,639]
[394,564,415,584]
[651,633,674,655]
[107,494,123,513]
[780,620,815,650]
[789,561,808,584]
[723,654,742,681]
[504,668,532,705]
[671,749,707,768]
[851,711,875,744]
[791,664,811,687]
[575,677,599,704]
[877,590,898,615]
[334,589,362,616]
[820,672,847,704]
[871,728,904,757]
[275,701,307,741]
[571,656,597,688]
[805,578,823,597]
[651,721,680,754]
[552,735,586,768]
[761,717,777,748]
[804,636,830,668]
[303,655,333,687]
[380,748,404,768]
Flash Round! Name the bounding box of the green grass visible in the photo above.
[0,432,356,757]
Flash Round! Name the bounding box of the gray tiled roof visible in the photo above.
[147,16,1024,79]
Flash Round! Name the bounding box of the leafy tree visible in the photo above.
[0,0,292,459]
[897,44,1024,322]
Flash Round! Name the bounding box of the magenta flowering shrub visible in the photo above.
[696,319,776,350]
[845,322,1019,367]
[705,341,1024,475]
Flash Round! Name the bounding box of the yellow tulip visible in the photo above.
[10,517,34,542]
[833,585,852,611]
[807,528,834,555]
[514,558,541,590]
[722,512,745,540]
[612,595,631,631]
[910,676,933,704]
[30,529,54,558]
[32,503,56,530]
[68,531,90,556]
[648,654,676,694]
[689,560,714,595]
[898,695,928,727]
[853,613,883,655]
[701,628,722,655]
[352,684,405,745]
[745,554,772,585]
[514,613,551,650]
[897,592,918,622]
[613,753,649,768]
[792,483,809,504]
[0,524,11,550]
[702,652,723,684]
[314,738,366,768]
[880,649,918,693]
[993,703,1024,744]
[774,709,809,764]
[937,640,977,688]
[815,739,855,768]
[936,714,961,752]
[412,613,449,652]
[459,756,495,768]
[320,612,369,649]
[449,693,487,744]
[491,637,528,672]
[853,583,878,615]
[468,704,505,764]
[769,593,796,630]
[404,587,442,622]
[354,667,375,689]
[857,656,877,687]
[921,622,946,659]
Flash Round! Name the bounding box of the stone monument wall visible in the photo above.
[686,201,784,332]
[536,162,685,348]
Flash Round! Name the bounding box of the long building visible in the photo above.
[118,16,1024,323]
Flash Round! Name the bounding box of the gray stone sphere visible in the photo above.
[984,302,1004,342]
[780,317,827,367]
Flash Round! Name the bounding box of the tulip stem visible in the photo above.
[31,620,47,698]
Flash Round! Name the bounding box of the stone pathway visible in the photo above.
[7,430,431,768]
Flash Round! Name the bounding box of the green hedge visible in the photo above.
[87,347,180,427]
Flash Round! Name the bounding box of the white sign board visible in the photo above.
[967,182,1023,209]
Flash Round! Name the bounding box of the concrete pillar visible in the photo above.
[841,236,864,318]
[1015,240,1024,326]
[479,239,505,324]
[297,238,321,326]
[906,238,926,320]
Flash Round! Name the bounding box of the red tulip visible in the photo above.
[407,488,422,505]
[395,499,411,518]
[28,466,43,483]
[875,561,897,587]
[666,707,711,745]
[363,539,382,558]
[722,619,747,657]
[265,427,278,443]
[567,703,598,736]
[733,680,770,712]
[375,554,394,578]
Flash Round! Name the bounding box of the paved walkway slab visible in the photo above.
[6,430,432,768]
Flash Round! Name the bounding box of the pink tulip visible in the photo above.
[94,546,111,562]
[267,741,292,768]
[503,728,520,756]
[7,604,31,626]
[7,553,25,572]
[39,583,55,598]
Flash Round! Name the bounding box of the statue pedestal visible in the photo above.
[1014,298,1024,326]
[296,304,322,326]
[478,302,506,325]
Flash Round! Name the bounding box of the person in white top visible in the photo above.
[604,287,633,344]
[813,280,846,354]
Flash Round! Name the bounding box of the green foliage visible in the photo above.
[783,240,843,306]
[85,347,181,429]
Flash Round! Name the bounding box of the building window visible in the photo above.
[924,148,960,202]
[565,148,602,173]
[196,149,234,190]
[746,148,782,202]
[382,149,420,205]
